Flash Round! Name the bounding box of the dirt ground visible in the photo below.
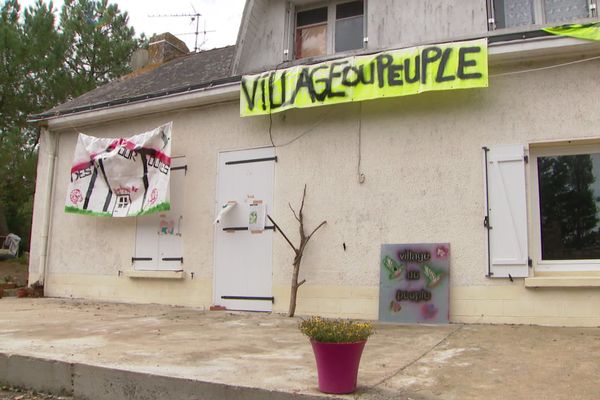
[0,386,72,400]
[0,259,28,288]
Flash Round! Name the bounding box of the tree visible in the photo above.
[267,185,326,317]
[0,0,144,251]
[60,0,141,94]
[0,0,59,250]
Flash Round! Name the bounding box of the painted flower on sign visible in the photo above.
[70,189,83,204]
[436,246,449,258]
[148,188,159,205]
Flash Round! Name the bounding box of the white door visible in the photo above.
[134,157,186,270]
[214,147,275,311]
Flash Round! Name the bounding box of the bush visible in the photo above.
[299,316,374,343]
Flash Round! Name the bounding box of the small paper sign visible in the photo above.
[248,201,266,233]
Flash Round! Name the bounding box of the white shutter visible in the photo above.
[157,158,185,270]
[134,157,186,271]
[484,144,529,278]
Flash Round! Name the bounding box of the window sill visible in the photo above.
[123,270,185,280]
[488,34,600,65]
[487,17,600,40]
[525,276,600,288]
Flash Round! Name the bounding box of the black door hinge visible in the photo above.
[484,216,491,229]
[528,257,532,267]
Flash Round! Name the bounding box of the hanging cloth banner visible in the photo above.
[543,22,600,41]
[65,122,172,217]
[240,38,488,117]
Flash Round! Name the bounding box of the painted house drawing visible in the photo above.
[27,1,600,326]
[112,194,132,217]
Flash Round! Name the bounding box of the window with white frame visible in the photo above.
[294,0,364,59]
[532,144,600,271]
[489,0,598,30]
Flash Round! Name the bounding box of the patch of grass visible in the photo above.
[0,259,28,287]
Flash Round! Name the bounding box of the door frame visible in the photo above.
[212,146,276,310]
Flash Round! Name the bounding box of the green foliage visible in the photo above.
[60,0,141,94]
[0,0,144,249]
[299,316,374,343]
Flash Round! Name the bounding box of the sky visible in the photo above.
[17,0,246,51]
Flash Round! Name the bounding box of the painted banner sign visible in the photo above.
[240,39,488,116]
[65,122,172,217]
[379,243,450,324]
[543,22,600,41]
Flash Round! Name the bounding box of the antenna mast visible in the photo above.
[149,7,212,52]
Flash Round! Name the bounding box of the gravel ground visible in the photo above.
[0,386,72,400]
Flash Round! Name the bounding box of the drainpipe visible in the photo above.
[37,127,58,286]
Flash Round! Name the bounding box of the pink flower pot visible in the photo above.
[310,340,366,394]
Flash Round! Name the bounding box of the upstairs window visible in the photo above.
[295,1,364,60]
[491,0,597,30]
[296,7,328,58]
[335,1,364,52]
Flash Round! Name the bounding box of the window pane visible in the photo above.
[544,0,589,23]
[538,153,600,260]
[494,0,535,28]
[337,1,363,19]
[335,16,363,52]
[297,7,327,27]
[295,24,327,59]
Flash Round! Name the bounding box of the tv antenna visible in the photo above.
[149,5,215,52]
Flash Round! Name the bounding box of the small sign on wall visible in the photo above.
[379,243,450,324]
[248,201,266,233]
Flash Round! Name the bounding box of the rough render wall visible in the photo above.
[234,0,287,75]
[43,105,269,283]
[367,0,488,49]
[37,59,600,325]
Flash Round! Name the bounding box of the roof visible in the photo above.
[31,45,239,120]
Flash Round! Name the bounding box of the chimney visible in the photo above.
[130,48,149,70]
[148,33,190,64]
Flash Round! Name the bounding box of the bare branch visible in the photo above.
[305,220,327,244]
[267,215,298,252]
[281,185,325,317]
[288,202,300,222]
[298,184,307,219]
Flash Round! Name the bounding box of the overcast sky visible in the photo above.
[17,0,246,51]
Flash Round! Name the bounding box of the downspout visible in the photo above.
[38,127,58,286]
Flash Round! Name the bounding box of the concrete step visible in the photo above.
[0,353,341,400]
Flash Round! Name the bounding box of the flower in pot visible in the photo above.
[299,316,374,394]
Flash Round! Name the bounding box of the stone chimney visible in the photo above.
[148,33,190,64]
[130,48,149,70]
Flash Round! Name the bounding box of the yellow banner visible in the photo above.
[240,38,488,117]
[543,22,600,41]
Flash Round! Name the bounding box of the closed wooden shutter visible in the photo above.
[133,157,186,271]
[484,145,529,278]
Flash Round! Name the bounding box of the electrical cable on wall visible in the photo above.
[357,102,365,184]
[274,110,330,147]
[268,61,288,147]
[490,54,600,77]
